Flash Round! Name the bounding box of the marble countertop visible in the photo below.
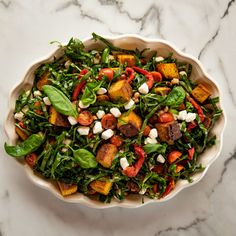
[0,0,235,235]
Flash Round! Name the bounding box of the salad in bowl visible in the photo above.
[4,33,223,206]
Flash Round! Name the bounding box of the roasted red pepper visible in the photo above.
[188,147,195,160]
[162,178,175,197]
[19,121,26,129]
[133,66,154,89]
[123,145,146,178]
[72,69,88,101]
[187,122,197,131]
[187,96,204,122]
[125,67,135,83]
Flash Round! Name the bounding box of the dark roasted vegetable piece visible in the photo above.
[117,111,142,137]
[156,121,182,145]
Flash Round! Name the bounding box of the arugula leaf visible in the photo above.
[143,143,167,154]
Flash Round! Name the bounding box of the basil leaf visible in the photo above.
[143,143,167,154]
[81,81,102,106]
[42,85,78,117]
[4,133,45,157]
[81,86,96,106]
[73,148,97,168]
[163,86,186,107]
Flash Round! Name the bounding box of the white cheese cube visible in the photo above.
[156,154,165,163]
[124,99,135,110]
[97,87,107,95]
[14,112,24,121]
[138,83,149,94]
[110,107,121,117]
[149,128,158,139]
[120,157,129,170]
[96,110,105,119]
[93,121,103,134]
[101,129,114,140]
[68,116,78,126]
[155,56,164,62]
[177,110,187,121]
[144,137,158,144]
[77,126,90,135]
[78,100,90,109]
[43,97,51,106]
[33,90,42,97]
[185,113,197,122]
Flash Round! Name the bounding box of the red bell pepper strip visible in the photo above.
[72,69,88,101]
[187,122,197,131]
[132,66,154,89]
[19,121,26,129]
[125,67,135,83]
[187,96,204,122]
[188,147,195,160]
[123,145,146,178]
[162,178,175,197]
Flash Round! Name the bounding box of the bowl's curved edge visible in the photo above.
[4,34,226,209]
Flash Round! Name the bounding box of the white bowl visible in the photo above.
[4,35,226,208]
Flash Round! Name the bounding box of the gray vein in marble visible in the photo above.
[140,5,164,39]
[218,58,236,107]
[0,0,11,8]
[98,0,140,23]
[55,0,103,23]
[98,0,164,38]
[198,27,219,60]
[210,149,236,196]
[198,0,235,59]
[155,217,206,236]
[221,0,235,19]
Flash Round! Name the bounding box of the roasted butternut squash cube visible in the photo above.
[154,87,171,95]
[15,126,28,140]
[49,107,70,127]
[90,180,113,195]
[117,54,136,67]
[36,72,51,91]
[57,181,78,197]
[108,80,132,103]
[156,121,182,145]
[191,84,211,103]
[96,144,117,168]
[157,63,179,79]
[117,111,142,137]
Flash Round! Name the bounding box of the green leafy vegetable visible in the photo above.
[163,86,186,107]
[81,81,103,106]
[144,143,167,154]
[4,133,45,157]
[73,148,98,168]
[42,85,78,117]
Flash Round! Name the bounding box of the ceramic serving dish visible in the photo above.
[4,35,226,208]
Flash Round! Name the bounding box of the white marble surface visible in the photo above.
[0,0,236,235]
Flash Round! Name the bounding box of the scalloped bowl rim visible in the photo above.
[4,34,226,208]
